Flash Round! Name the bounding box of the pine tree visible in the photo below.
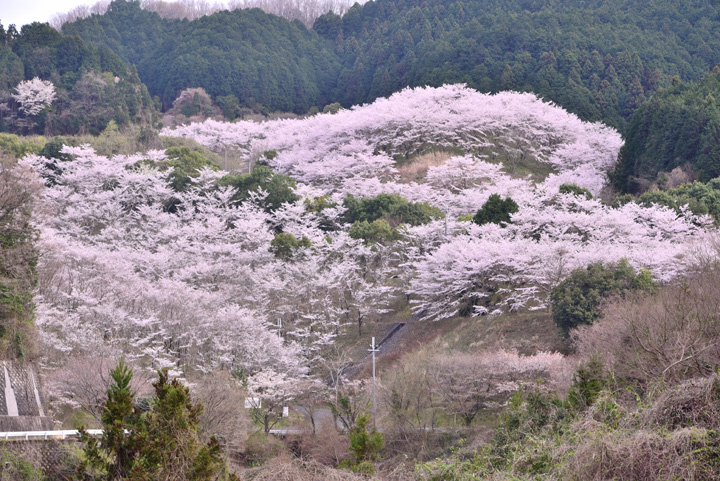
[76,360,235,481]
[78,358,142,480]
[473,194,519,226]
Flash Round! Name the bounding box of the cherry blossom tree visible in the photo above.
[12,77,56,116]
[23,143,403,397]
[246,369,301,433]
[24,146,308,380]
[430,350,566,426]
[408,197,707,320]
[22,84,719,411]
[163,85,622,196]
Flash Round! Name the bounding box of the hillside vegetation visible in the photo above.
[62,0,340,112]
[0,76,717,478]
[613,67,720,192]
[323,0,720,131]
[0,160,40,360]
[0,21,158,136]
[5,1,720,477]
[58,0,720,131]
[25,86,704,383]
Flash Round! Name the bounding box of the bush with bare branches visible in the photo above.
[241,452,366,481]
[641,375,720,431]
[191,371,250,452]
[329,379,371,434]
[293,379,331,436]
[564,426,720,481]
[379,349,440,459]
[293,417,350,467]
[0,163,41,360]
[574,265,720,385]
[163,88,223,129]
[44,351,153,425]
[430,350,567,427]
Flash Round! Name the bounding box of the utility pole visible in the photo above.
[444,204,449,236]
[368,336,379,430]
[276,319,283,341]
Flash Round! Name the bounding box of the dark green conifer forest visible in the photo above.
[3,0,720,144]
[0,19,157,135]
[613,67,720,191]
[57,0,720,132]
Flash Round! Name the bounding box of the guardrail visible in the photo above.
[0,430,104,441]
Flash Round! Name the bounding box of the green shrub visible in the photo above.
[559,183,593,199]
[77,359,237,480]
[322,102,342,114]
[270,233,311,259]
[304,195,337,213]
[243,431,285,467]
[348,219,400,244]
[219,165,299,212]
[484,390,569,475]
[635,178,720,220]
[473,194,519,226]
[0,133,44,158]
[128,146,220,192]
[550,259,655,335]
[343,193,443,227]
[0,448,43,480]
[163,146,220,191]
[338,414,384,475]
[566,357,607,411]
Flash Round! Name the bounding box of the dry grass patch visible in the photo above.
[438,311,566,355]
[565,427,719,481]
[241,452,367,481]
[642,376,720,430]
[396,151,452,183]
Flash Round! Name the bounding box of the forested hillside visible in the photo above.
[51,0,363,29]
[613,67,720,192]
[323,0,720,130]
[63,1,340,112]
[0,21,158,135]
[140,9,340,112]
[58,0,173,68]
[6,0,720,478]
[60,0,720,130]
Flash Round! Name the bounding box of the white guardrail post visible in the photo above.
[0,430,105,441]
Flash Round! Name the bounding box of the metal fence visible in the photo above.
[0,430,104,479]
[0,429,102,441]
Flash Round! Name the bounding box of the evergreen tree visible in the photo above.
[550,260,655,336]
[473,194,519,226]
[77,360,234,481]
[78,358,142,480]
